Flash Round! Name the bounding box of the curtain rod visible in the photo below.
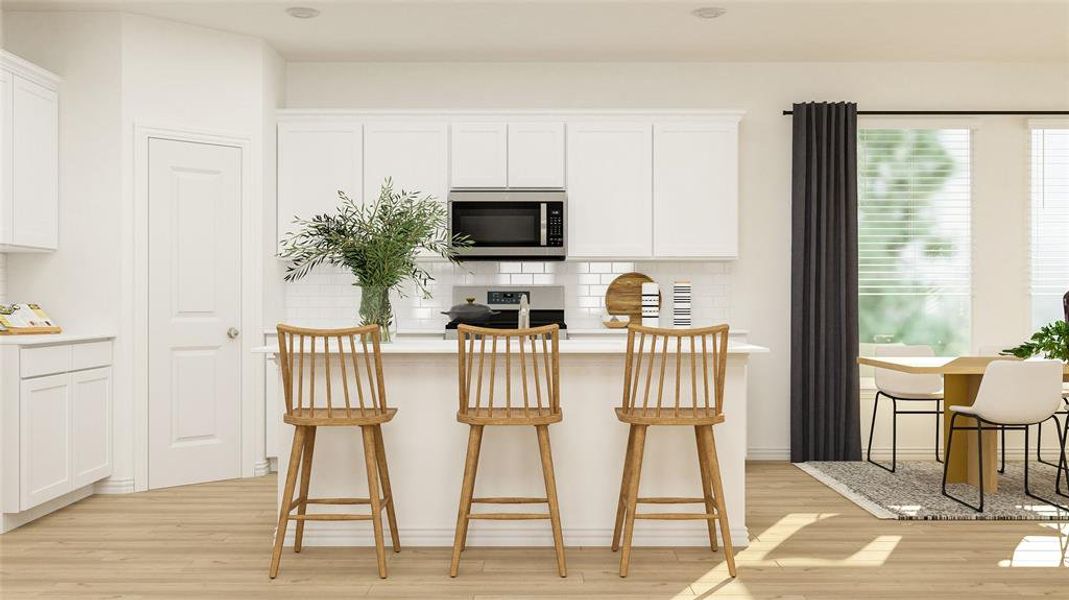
[781,110,1069,116]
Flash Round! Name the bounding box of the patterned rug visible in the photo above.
[797,461,1069,520]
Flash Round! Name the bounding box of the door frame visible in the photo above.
[131,124,264,492]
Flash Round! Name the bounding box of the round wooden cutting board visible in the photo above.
[605,272,659,324]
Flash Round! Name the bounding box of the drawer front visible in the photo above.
[20,345,73,378]
[71,341,112,372]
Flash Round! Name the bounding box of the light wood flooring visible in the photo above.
[1,463,1067,599]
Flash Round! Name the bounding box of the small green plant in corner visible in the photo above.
[279,178,471,342]
[1002,320,1069,362]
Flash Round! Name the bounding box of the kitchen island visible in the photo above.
[254,334,767,549]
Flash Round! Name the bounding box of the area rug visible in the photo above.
[796,461,1069,520]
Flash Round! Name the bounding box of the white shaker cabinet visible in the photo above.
[18,373,72,510]
[450,122,507,188]
[276,122,362,248]
[2,338,114,527]
[364,122,449,205]
[508,122,565,188]
[566,122,653,258]
[1,52,60,252]
[653,121,740,258]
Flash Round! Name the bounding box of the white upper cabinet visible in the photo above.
[276,122,362,248]
[1,52,60,252]
[653,121,739,258]
[566,122,653,258]
[508,122,565,188]
[450,122,507,188]
[364,122,449,205]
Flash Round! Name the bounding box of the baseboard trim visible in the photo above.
[748,446,1063,462]
[254,460,271,477]
[94,477,135,495]
[280,524,750,548]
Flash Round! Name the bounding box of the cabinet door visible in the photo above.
[653,122,739,258]
[508,122,565,188]
[11,75,59,250]
[277,122,362,248]
[19,373,72,510]
[0,70,11,244]
[451,122,506,188]
[364,122,449,205]
[566,122,652,258]
[71,367,112,488]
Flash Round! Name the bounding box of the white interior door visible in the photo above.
[148,138,242,490]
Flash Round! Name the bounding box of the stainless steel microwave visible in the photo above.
[448,190,566,260]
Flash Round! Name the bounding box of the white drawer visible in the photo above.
[20,345,73,379]
[72,341,112,371]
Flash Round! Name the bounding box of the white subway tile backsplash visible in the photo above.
[283,260,732,331]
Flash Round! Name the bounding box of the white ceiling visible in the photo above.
[4,0,1068,62]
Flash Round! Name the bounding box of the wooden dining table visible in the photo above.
[857,355,1069,492]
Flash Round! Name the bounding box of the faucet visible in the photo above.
[518,293,531,329]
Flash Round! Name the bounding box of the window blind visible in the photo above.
[857,129,972,297]
[1030,127,1069,327]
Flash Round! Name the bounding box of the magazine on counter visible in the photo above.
[0,303,61,334]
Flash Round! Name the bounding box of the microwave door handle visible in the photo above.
[540,203,548,246]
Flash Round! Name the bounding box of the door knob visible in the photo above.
[227,327,240,339]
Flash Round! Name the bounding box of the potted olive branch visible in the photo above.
[1003,293,1069,362]
[279,179,470,342]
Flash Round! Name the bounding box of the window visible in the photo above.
[1030,126,1069,329]
[857,128,972,354]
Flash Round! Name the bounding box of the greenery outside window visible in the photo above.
[857,128,972,355]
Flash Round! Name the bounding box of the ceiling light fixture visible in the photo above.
[691,6,727,20]
[285,6,320,19]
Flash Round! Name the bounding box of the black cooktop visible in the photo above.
[445,309,567,330]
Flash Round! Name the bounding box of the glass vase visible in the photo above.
[358,283,395,343]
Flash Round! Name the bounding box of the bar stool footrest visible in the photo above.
[467,513,551,520]
[471,497,548,504]
[637,497,709,504]
[635,512,718,520]
[290,514,374,521]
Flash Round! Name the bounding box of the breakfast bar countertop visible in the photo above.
[252,336,769,355]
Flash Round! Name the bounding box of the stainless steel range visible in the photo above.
[444,285,567,339]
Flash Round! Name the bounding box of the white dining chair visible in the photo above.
[941,360,1069,513]
[867,344,944,472]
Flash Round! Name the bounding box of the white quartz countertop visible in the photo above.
[253,337,768,355]
[0,332,115,346]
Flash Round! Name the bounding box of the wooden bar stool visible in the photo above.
[611,324,737,578]
[450,324,566,578]
[269,324,400,580]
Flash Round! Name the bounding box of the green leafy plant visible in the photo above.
[1002,320,1069,362]
[279,179,470,341]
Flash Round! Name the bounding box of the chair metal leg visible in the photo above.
[999,426,1006,474]
[941,413,984,512]
[866,392,897,473]
[1058,415,1069,497]
[1022,423,1069,514]
[934,400,943,463]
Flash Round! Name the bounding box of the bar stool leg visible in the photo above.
[536,424,567,577]
[695,425,719,552]
[460,426,484,553]
[293,426,317,553]
[361,425,388,579]
[450,425,483,577]
[372,425,401,553]
[619,424,648,578]
[611,425,637,552]
[269,426,306,579]
[701,425,737,578]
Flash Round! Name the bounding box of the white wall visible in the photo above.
[3,11,279,490]
[286,61,1069,458]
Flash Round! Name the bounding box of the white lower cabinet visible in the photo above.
[3,340,113,516]
[19,373,72,510]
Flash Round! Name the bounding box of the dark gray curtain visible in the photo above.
[790,101,861,462]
